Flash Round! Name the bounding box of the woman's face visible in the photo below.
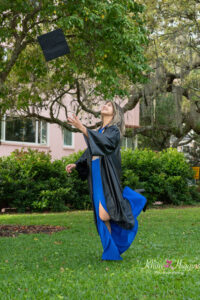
[101,102,114,117]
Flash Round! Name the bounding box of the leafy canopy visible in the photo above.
[0,0,151,112]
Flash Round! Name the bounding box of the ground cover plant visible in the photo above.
[0,207,200,299]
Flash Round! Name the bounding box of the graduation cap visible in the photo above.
[37,28,70,62]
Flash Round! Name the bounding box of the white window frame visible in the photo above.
[121,135,138,150]
[0,115,49,146]
[63,127,74,149]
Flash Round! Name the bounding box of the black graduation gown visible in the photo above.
[75,125,135,231]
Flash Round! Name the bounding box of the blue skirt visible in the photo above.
[91,158,147,260]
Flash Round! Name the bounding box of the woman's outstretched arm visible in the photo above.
[66,114,120,156]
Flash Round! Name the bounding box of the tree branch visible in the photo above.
[75,79,100,117]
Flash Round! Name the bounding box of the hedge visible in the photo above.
[121,147,200,205]
[0,147,199,212]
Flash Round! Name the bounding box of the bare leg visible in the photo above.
[105,220,111,233]
[99,201,111,234]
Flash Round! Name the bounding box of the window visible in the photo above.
[63,128,73,147]
[38,120,47,144]
[120,136,137,150]
[1,116,48,145]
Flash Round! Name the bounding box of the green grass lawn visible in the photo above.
[0,207,200,300]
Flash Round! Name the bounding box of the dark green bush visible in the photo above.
[0,147,198,212]
[35,188,70,212]
[121,147,198,205]
[61,150,91,210]
[188,185,200,203]
[0,149,71,212]
[0,148,91,212]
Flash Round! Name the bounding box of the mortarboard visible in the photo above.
[37,28,70,62]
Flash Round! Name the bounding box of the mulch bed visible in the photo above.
[0,225,68,237]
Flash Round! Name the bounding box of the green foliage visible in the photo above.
[135,0,200,149]
[61,150,91,210]
[0,0,151,113]
[0,147,198,211]
[188,185,200,203]
[122,169,140,188]
[0,149,71,212]
[121,147,198,205]
[0,148,90,212]
[35,188,70,212]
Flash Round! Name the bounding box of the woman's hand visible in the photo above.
[67,114,83,131]
[67,114,88,138]
[66,163,76,174]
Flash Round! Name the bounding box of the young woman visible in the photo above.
[66,101,147,261]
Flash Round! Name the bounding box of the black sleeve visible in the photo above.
[83,125,120,156]
[74,149,89,181]
[75,148,88,166]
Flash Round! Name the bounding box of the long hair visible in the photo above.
[100,101,125,138]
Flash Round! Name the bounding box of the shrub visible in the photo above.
[121,147,196,205]
[0,147,198,211]
[0,148,91,212]
[0,149,71,212]
[34,188,70,212]
[188,185,200,203]
[61,150,91,210]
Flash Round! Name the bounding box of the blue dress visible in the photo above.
[91,127,147,260]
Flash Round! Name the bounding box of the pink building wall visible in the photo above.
[0,99,139,160]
